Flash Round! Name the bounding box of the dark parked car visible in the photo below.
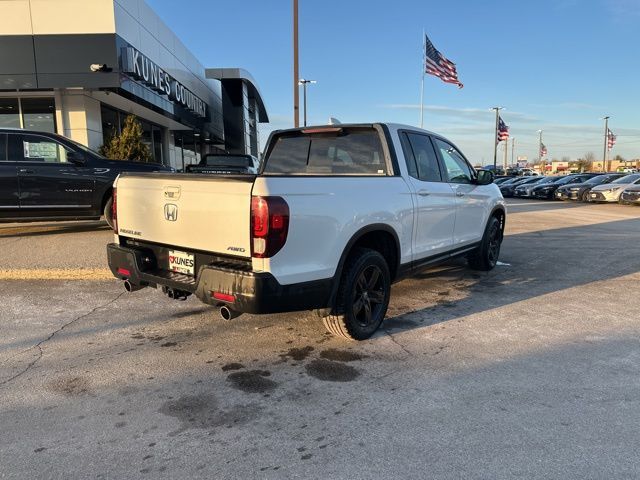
[0,128,171,227]
[493,176,514,185]
[554,173,624,202]
[184,153,259,174]
[531,174,599,200]
[513,176,553,198]
[620,185,640,205]
[499,176,539,197]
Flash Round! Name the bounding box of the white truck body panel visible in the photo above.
[251,176,414,285]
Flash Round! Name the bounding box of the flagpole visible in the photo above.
[491,107,502,172]
[602,116,609,172]
[420,30,425,128]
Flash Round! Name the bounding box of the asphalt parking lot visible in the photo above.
[1,200,640,479]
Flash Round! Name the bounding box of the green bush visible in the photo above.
[99,115,153,162]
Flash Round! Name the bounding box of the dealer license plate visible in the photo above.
[168,250,195,275]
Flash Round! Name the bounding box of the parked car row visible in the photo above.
[494,172,640,205]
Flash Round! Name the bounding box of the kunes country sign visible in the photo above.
[121,47,207,118]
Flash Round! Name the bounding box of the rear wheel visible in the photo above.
[323,248,390,341]
[103,196,114,229]
[468,216,502,271]
[581,190,590,202]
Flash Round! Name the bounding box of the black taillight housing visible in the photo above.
[251,196,289,258]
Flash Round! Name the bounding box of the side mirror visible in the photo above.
[475,169,494,185]
[67,151,86,164]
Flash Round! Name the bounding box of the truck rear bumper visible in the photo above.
[107,243,332,314]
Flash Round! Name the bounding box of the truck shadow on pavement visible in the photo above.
[381,216,640,337]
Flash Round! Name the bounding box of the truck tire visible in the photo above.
[323,248,390,341]
[103,196,114,229]
[468,216,502,271]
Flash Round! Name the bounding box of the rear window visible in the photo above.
[264,128,387,175]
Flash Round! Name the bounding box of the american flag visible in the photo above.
[607,128,616,150]
[497,116,509,144]
[424,34,463,88]
[540,143,548,158]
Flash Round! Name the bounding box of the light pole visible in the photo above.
[293,0,299,127]
[491,107,504,172]
[602,116,610,172]
[299,79,316,127]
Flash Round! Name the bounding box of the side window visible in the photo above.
[406,133,442,182]
[0,134,6,161]
[433,138,474,184]
[20,134,69,163]
[399,133,418,178]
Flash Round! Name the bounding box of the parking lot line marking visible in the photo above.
[0,268,113,280]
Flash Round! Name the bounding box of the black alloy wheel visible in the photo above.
[323,248,391,340]
[468,216,502,271]
[351,265,386,328]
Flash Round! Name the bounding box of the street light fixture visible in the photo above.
[299,79,316,127]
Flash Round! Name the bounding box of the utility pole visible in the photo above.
[491,107,503,171]
[602,116,610,172]
[299,79,316,127]
[293,0,299,127]
[511,137,515,167]
[538,130,543,175]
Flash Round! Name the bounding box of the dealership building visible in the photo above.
[0,0,269,169]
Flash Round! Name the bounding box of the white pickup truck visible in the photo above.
[107,123,506,340]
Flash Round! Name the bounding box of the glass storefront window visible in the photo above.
[21,98,56,133]
[101,104,119,142]
[152,126,163,163]
[0,98,21,128]
[99,103,165,164]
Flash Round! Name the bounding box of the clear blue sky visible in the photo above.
[147,0,640,164]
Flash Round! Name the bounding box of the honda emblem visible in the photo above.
[164,203,178,221]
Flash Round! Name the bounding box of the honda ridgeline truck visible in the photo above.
[107,124,506,340]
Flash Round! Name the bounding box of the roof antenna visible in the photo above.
[328,117,341,125]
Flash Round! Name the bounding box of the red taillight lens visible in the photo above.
[251,196,289,258]
[117,267,130,277]
[112,188,118,233]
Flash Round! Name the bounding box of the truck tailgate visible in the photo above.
[115,173,254,258]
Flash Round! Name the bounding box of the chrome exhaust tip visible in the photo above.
[219,305,241,321]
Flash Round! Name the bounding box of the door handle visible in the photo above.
[417,190,430,197]
[455,191,465,197]
[18,168,34,174]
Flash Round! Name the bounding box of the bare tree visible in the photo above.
[575,152,595,172]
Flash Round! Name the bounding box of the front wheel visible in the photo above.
[581,190,591,202]
[468,216,502,271]
[323,248,391,341]
[103,196,114,229]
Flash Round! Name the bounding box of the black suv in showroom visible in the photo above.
[0,129,171,227]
